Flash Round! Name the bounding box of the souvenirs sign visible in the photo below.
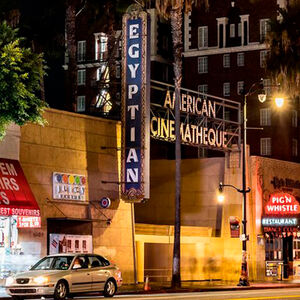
[121,4,150,202]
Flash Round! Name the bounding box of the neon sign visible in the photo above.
[262,218,297,226]
[265,192,300,215]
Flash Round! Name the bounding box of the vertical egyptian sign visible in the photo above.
[121,5,150,202]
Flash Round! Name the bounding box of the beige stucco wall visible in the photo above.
[19,108,134,283]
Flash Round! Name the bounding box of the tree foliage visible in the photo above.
[0,21,46,138]
[266,2,300,97]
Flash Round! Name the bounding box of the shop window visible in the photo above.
[294,239,300,260]
[265,237,282,261]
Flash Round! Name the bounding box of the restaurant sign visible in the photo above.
[53,172,86,201]
[265,192,300,215]
[121,4,150,202]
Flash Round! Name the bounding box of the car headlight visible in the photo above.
[33,276,49,284]
[6,276,14,286]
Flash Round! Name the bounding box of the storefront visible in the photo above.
[0,158,41,281]
[262,191,300,279]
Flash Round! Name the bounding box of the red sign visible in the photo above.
[0,158,40,216]
[265,193,300,215]
[17,216,41,228]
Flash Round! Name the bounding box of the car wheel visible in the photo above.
[103,279,117,297]
[54,280,68,300]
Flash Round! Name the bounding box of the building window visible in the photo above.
[223,54,230,68]
[260,19,270,42]
[292,110,298,127]
[77,40,86,62]
[260,108,271,126]
[237,81,244,95]
[294,239,300,259]
[263,78,271,96]
[77,69,86,86]
[260,138,271,156]
[198,26,208,49]
[260,50,269,68]
[198,56,208,73]
[116,63,121,79]
[230,24,235,38]
[238,23,242,37]
[198,84,208,94]
[96,90,112,113]
[223,82,230,96]
[95,33,108,61]
[292,139,298,157]
[77,96,85,112]
[237,53,244,66]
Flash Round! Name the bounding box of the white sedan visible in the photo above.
[5,253,122,299]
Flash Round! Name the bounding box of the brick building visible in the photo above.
[183,0,300,162]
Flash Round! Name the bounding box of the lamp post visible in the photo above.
[219,80,266,286]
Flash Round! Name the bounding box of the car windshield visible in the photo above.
[31,256,75,271]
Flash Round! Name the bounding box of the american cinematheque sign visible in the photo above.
[121,5,150,202]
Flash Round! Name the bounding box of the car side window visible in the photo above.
[73,256,89,269]
[88,256,102,268]
[98,256,110,266]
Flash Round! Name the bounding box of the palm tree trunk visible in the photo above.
[170,6,183,289]
[65,0,77,111]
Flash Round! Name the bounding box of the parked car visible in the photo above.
[5,253,122,299]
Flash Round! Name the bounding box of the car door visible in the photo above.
[89,255,109,291]
[70,255,92,293]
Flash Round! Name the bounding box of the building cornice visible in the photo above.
[183,43,267,57]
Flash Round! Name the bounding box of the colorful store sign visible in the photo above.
[265,192,300,215]
[49,233,92,254]
[17,216,41,228]
[0,158,40,217]
[121,4,150,202]
[53,172,86,201]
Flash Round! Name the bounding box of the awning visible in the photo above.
[0,158,40,217]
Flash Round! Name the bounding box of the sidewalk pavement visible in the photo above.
[1,280,300,299]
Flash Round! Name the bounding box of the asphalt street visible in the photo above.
[76,288,300,300]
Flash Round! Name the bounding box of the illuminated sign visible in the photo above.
[262,218,297,226]
[121,4,150,202]
[17,216,41,228]
[150,91,228,148]
[265,192,300,215]
[53,172,86,201]
[0,158,40,217]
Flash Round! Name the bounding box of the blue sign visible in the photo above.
[122,5,150,202]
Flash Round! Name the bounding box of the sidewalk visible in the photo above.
[1,280,300,299]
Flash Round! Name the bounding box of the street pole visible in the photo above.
[239,92,250,286]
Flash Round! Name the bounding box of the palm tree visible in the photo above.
[266,1,300,98]
[155,0,208,288]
